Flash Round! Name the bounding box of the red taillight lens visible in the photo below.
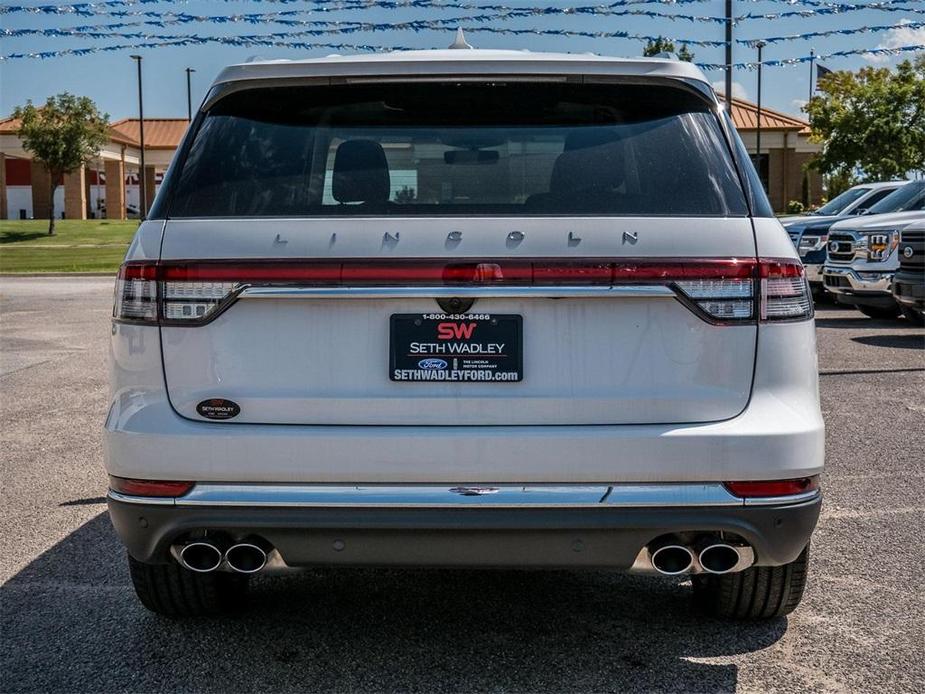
[113,262,158,323]
[109,476,194,497]
[113,257,813,326]
[724,476,819,498]
[759,259,813,321]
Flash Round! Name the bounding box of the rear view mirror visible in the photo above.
[444,150,500,165]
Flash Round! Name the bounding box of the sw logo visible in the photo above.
[436,322,477,340]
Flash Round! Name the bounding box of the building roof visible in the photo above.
[110,118,190,150]
[723,96,811,133]
[0,114,141,147]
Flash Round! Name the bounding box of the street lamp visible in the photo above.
[185,67,196,121]
[130,54,147,217]
[755,41,767,180]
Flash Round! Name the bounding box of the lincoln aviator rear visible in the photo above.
[105,49,823,619]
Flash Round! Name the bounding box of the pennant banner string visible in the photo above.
[4,35,922,64]
[4,12,924,47]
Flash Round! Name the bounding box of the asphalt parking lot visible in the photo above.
[1,276,923,693]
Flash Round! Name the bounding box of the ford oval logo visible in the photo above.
[418,358,448,370]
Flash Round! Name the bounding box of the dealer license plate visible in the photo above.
[390,313,523,382]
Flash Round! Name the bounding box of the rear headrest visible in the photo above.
[550,137,625,194]
[332,140,390,203]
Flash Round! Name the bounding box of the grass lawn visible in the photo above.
[0,219,138,273]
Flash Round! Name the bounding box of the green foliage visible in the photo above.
[786,200,805,214]
[643,37,694,62]
[824,171,859,199]
[805,55,925,181]
[12,93,109,234]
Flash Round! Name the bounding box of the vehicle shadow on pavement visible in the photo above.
[1,512,788,693]
[851,334,925,350]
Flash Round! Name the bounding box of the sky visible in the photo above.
[1,0,924,121]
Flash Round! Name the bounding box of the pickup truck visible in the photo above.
[823,182,925,319]
[782,181,906,293]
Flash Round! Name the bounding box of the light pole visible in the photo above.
[724,0,733,105]
[130,54,147,217]
[185,67,196,121]
[808,49,816,104]
[755,41,766,177]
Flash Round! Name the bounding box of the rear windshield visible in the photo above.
[168,82,748,218]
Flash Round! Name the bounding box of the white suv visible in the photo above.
[105,49,823,619]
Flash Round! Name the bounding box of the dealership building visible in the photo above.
[0,97,822,219]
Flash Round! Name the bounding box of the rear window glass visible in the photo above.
[168,82,748,218]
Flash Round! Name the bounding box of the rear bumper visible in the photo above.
[108,484,821,569]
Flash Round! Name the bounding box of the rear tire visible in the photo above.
[127,554,247,617]
[900,306,925,326]
[692,545,809,620]
[856,304,901,320]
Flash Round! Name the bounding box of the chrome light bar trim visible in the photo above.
[238,285,677,300]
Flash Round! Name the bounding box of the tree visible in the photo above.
[643,37,694,62]
[805,55,925,181]
[12,93,109,234]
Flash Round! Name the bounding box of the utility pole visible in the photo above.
[756,41,766,181]
[130,55,147,217]
[185,67,196,121]
[725,0,733,105]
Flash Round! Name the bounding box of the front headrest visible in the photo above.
[332,140,390,203]
[550,137,625,194]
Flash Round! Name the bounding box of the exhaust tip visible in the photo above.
[179,541,223,573]
[650,544,694,575]
[225,542,268,574]
[699,543,742,574]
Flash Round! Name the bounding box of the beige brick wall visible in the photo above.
[104,159,126,220]
[63,165,87,220]
[30,160,53,219]
[144,165,156,215]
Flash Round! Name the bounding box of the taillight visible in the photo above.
[112,257,813,326]
[109,476,194,497]
[759,259,813,321]
[113,262,158,322]
[724,476,819,498]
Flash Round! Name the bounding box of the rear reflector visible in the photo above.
[109,476,194,498]
[113,257,812,326]
[724,476,819,498]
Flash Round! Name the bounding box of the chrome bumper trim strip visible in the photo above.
[742,489,821,506]
[105,483,824,509]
